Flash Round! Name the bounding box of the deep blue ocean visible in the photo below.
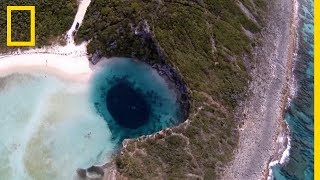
[272,0,314,179]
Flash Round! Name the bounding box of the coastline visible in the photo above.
[267,0,300,178]
[222,0,298,179]
[0,0,92,82]
[0,43,93,83]
[0,0,303,178]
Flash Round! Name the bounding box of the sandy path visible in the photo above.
[67,0,91,44]
[221,0,297,179]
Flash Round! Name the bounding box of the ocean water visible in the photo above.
[272,0,314,179]
[0,58,179,179]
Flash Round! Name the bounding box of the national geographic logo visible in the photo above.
[7,6,35,47]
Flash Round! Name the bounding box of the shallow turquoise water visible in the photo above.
[0,58,179,179]
[272,0,314,179]
[0,73,115,179]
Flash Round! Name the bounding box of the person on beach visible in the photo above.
[45,60,47,78]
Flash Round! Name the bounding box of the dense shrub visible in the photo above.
[0,0,77,50]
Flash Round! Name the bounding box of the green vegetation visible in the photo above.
[11,10,31,42]
[0,0,267,178]
[0,0,77,50]
[76,0,262,108]
[115,102,238,179]
[74,0,266,179]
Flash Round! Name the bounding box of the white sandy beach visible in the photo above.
[0,1,114,179]
[0,43,115,180]
[0,45,92,82]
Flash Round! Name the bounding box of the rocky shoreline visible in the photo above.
[222,0,298,179]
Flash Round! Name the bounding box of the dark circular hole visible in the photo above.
[106,80,151,129]
[90,58,182,141]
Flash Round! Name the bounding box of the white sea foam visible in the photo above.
[280,136,292,164]
[267,134,292,180]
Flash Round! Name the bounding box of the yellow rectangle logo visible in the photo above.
[315,0,319,178]
[7,6,35,47]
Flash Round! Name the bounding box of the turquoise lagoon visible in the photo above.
[0,58,180,179]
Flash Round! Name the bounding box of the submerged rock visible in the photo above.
[76,168,87,178]
[87,166,105,179]
[76,166,104,180]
